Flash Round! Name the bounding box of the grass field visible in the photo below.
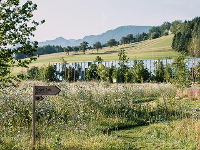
[1,81,200,149]
[11,34,180,75]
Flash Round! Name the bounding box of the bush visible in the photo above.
[43,64,56,82]
[27,66,40,80]
[85,64,99,81]
[113,49,129,83]
[132,60,150,83]
[153,59,165,82]
[125,69,133,83]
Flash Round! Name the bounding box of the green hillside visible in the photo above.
[11,34,178,75]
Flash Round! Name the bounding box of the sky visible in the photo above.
[20,0,200,42]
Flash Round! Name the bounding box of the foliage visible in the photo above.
[17,71,28,80]
[164,63,173,82]
[94,56,103,62]
[170,20,182,33]
[67,66,75,82]
[124,69,133,83]
[120,36,129,44]
[0,0,44,82]
[171,52,191,87]
[118,48,129,62]
[188,31,200,58]
[93,41,102,52]
[64,46,73,55]
[132,60,150,83]
[27,66,40,80]
[97,64,114,83]
[43,64,56,82]
[148,26,161,39]
[171,17,200,56]
[134,32,148,42]
[159,22,171,36]
[106,65,114,83]
[194,62,200,83]
[16,45,66,59]
[72,46,80,52]
[113,49,129,83]
[60,57,68,80]
[107,39,117,47]
[85,64,99,81]
[80,41,89,54]
[153,59,165,82]
[126,34,134,43]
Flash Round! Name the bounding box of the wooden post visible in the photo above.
[33,86,36,149]
[32,85,61,149]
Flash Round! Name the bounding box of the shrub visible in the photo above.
[85,64,99,81]
[27,66,40,80]
[43,63,56,82]
[132,60,150,83]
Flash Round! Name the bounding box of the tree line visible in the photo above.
[84,50,198,87]
[19,50,200,88]
[171,17,200,57]
[15,20,177,60]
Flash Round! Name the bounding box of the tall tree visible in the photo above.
[132,60,150,83]
[94,56,103,62]
[85,64,99,81]
[153,59,165,82]
[64,46,73,55]
[0,0,45,82]
[126,34,134,43]
[107,39,117,47]
[113,49,129,83]
[172,32,182,51]
[120,37,129,44]
[93,41,102,52]
[171,52,190,88]
[72,46,79,53]
[170,20,182,33]
[27,66,40,80]
[148,26,161,39]
[43,64,56,82]
[80,41,89,54]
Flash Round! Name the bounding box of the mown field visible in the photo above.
[11,34,180,75]
[1,81,200,149]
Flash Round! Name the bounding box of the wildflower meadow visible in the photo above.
[0,81,200,149]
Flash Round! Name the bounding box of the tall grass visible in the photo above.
[0,81,200,149]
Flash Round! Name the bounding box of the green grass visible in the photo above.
[11,34,177,75]
[112,118,200,149]
[1,81,200,149]
[148,34,174,48]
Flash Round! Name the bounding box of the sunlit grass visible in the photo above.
[1,81,200,149]
[112,118,200,149]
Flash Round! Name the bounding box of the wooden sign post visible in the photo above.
[32,86,61,148]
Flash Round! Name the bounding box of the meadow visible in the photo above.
[1,81,200,149]
[11,34,180,75]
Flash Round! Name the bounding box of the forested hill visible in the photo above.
[171,17,200,57]
[39,25,152,47]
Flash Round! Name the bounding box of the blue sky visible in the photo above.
[20,0,200,42]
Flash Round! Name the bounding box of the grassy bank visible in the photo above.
[1,81,200,149]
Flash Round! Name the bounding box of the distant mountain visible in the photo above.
[39,37,71,47]
[39,25,152,47]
